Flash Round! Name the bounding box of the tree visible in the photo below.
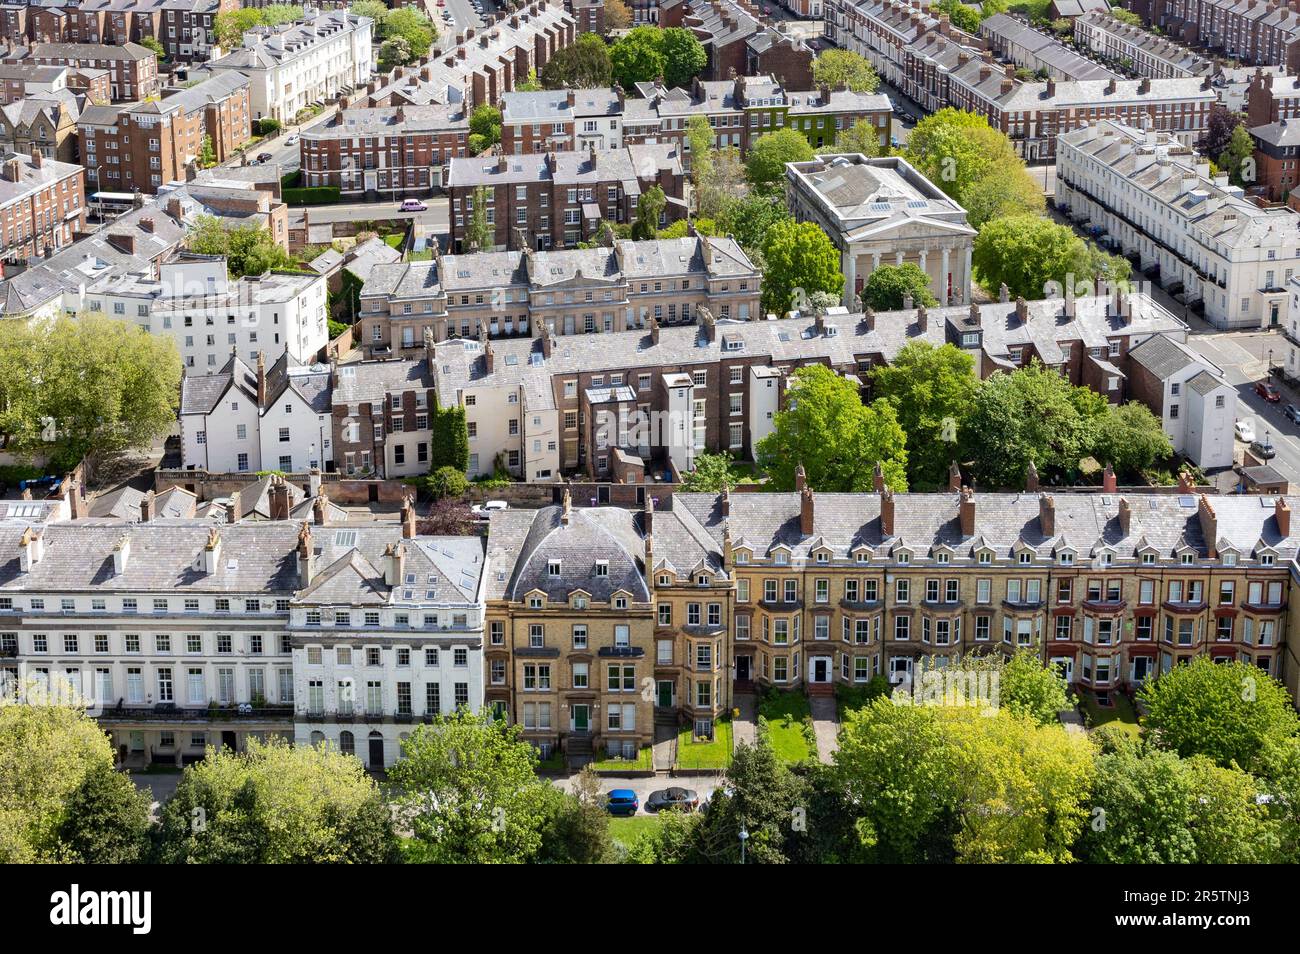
[681,451,742,492]
[378,35,412,71]
[685,114,714,191]
[745,127,814,192]
[515,68,543,92]
[469,104,502,147]
[933,0,982,31]
[383,7,435,60]
[632,184,666,240]
[999,650,1073,725]
[961,361,1103,487]
[858,262,937,311]
[537,767,613,863]
[811,49,880,93]
[52,763,152,864]
[759,218,843,316]
[756,364,908,492]
[156,737,398,863]
[416,496,476,535]
[1091,402,1172,479]
[425,464,469,499]
[960,167,1045,229]
[655,27,707,88]
[689,738,808,863]
[186,214,293,277]
[1139,657,1300,775]
[971,214,1091,299]
[214,8,266,51]
[604,0,632,32]
[0,312,180,465]
[199,134,217,169]
[870,340,976,489]
[696,147,748,221]
[463,185,493,250]
[1204,108,1244,160]
[429,404,470,472]
[389,710,555,863]
[905,109,1021,203]
[0,703,119,863]
[714,192,790,255]
[1109,6,1143,25]
[139,35,166,60]
[540,32,613,89]
[1218,122,1256,188]
[609,26,665,89]
[833,118,886,157]
[349,0,389,25]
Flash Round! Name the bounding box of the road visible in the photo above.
[287,197,450,233]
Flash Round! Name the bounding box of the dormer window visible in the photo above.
[1099,552,1112,567]
[735,550,750,564]
[896,552,910,565]
[773,550,789,565]
[855,551,869,563]
[1222,552,1238,567]
[815,551,829,563]
[614,595,628,609]
[697,574,709,586]
[1180,553,1194,565]
[573,595,588,609]
[1261,554,1275,566]
[936,552,949,565]
[594,561,609,577]
[528,595,543,609]
[1058,552,1074,566]
[548,560,561,576]
[977,550,992,565]
[658,574,672,586]
[1018,551,1032,565]
[1141,552,1156,565]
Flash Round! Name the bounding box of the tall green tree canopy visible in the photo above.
[870,340,976,489]
[1091,401,1173,479]
[811,49,880,92]
[745,127,814,191]
[187,214,294,277]
[681,451,743,492]
[156,736,398,863]
[758,218,843,316]
[971,214,1093,300]
[833,118,886,158]
[1139,657,1300,775]
[904,109,1019,200]
[632,184,666,240]
[540,32,613,88]
[609,27,705,89]
[756,363,908,492]
[0,313,180,465]
[858,262,937,311]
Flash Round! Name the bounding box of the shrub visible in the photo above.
[426,465,469,499]
[282,186,341,205]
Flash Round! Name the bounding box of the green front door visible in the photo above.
[657,680,673,708]
[572,705,589,731]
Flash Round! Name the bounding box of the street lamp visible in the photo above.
[1269,349,1274,377]
[738,827,749,865]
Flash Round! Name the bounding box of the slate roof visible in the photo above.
[179,353,258,416]
[88,486,146,520]
[1128,333,1199,378]
[332,357,432,406]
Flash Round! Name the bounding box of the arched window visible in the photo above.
[339,730,354,755]
[309,731,325,747]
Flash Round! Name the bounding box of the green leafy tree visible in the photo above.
[1139,657,1300,774]
[378,35,412,71]
[695,147,747,221]
[52,763,152,864]
[156,737,398,863]
[833,118,886,157]
[999,650,1073,725]
[604,0,632,31]
[349,0,390,25]
[469,104,503,148]
[214,8,266,51]
[961,361,1104,488]
[960,167,1045,229]
[463,185,494,250]
[759,218,843,316]
[389,710,555,863]
[858,262,937,311]
[745,127,814,191]
[811,49,880,92]
[655,27,707,88]
[681,451,742,492]
[1109,6,1142,25]
[1218,122,1256,188]
[685,113,714,190]
[0,703,119,863]
[971,214,1091,299]
[383,7,435,59]
[515,68,543,92]
[139,35,166,60]
[1090,401,1172,479]
[187,214,293,277]
[537,767,613,863]
[870,340,975,489]
[540,32,613,89]
[756,364,908,492]
[199,134,217,169]
[904,108,1020,202]
[631,184,666,240]
[0,313,180,464]
[609,26,665,89]
[425,464,469,499]
[933,0,982,31]
[689,738,809,863]
[714,192,790,256]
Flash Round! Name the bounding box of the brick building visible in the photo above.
[0,89,79,163]
[77,72,250,195]
[1129,0,1300,70]
[0,148,85,265]
[446,142,686,251]
[6,41,159,101]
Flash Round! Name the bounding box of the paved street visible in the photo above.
[551,773,722,816]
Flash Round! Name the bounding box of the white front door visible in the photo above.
[1049,656,1074,683]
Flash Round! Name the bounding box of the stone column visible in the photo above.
[941,247,951,304]
[844,251,857,310]
[963,246,973,301]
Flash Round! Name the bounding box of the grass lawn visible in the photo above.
[590,746,653,773]
[676,717,733,771]
[534,751,565,774]
[608,814,661,847]
[1080,691,1141,737]
[758,691,816,763]
[382,233,404,249]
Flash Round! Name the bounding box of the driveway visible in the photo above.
[652,720,677,771]
[130,770,182,819]
[809,696,839,764]
[732,691,757,748]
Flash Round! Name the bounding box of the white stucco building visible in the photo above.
[208,10,373,122]
[1128,334,1237,469]
[1057,120,1300,330]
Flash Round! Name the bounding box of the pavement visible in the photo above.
[732,691,757,748]
[809,696,839,764]
[551,772,722,817]
[652,720,677,772]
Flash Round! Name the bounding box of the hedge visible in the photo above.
[282,186,341,205]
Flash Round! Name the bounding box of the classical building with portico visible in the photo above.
[785,152,976,310]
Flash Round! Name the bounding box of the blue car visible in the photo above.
[605,789,639,816]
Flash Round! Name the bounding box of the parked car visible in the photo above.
[1251,437,1278,460]
[1286,404,1300,425]
[399,198,428,212]
[1235,419,1256,443]
[256,151,273,163]
[1256,380,1282,402]
[646,787,700,813]
[605,789,639,816]
[470,500,508,518]
[284,133,299,147]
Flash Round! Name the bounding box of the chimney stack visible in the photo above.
[313,491,329,526]
[202,527,221,574]
[794,463,807,494]
[948,461,961,491]
[297,523,315,587]
[1102,463,1117,493]
[873,461,885,493]
[1197,495,1218,558]
[958,486,975,537]
[402,495,417,538]
[384,542,406,587]
[112,533,131,575]
[800,485,814,536]
[1025,460,1039,492]
[17,527,44,571]
[140,490,154,522]
[1039,494,1055,537]
[226,490,241,524]
[561,487,572,524]
[268,475,290,520]
[721,487,731,517]
[256,350,267,408]
[880,487,894,537]
[1118,498,1131,537]
[1277,497,1292,537]
[1177,470,1193,493]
